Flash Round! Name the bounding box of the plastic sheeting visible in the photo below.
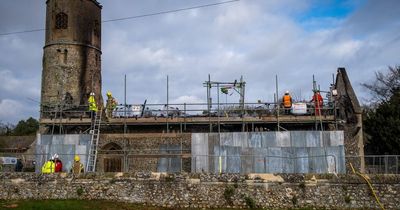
[192,131,345,174]
[157,144,181,172]
[35,134,91,173]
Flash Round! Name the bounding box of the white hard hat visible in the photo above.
[53,154,59,159]
[90,92,95,96]
[285,91,289,94]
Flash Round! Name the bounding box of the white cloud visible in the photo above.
[215,2,259,28]
[0,99,30,123]
[171,95,204,104]
[0,69,40,99]
[1,0,400,123]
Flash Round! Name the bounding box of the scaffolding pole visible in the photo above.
[217,83,220,133]
[208,74,212,132]
[204,76,246,133]
[240,75,245,132]
[275,75,280,131]
[124,74,127,134]
[166,75,169,133]
[312,75,324,131]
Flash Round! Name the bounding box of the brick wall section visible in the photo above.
[0,173,399,209]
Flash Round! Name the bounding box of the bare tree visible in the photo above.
[362,66,400,103]
[0,121,14,135]
[362,66,400,155]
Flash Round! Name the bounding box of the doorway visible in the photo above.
[101,142,123,172]
[104,157,122,172]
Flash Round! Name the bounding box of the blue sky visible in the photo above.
[0,0,399,123]
[298,0,365,31]
[302,0,359,19]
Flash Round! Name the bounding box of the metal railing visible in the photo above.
[0,152,191,173]
[41,102,336,119]
[1,153,399,174]
[40,104,92,119]
[348,155,400,174]
[1,152,337,174]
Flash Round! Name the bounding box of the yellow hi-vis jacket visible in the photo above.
[283,95,292,108]
[88,95,97,111]
[41,161,55,173]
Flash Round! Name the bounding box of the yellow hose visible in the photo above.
[349,163,385,210]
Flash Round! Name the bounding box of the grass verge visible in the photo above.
[0,200,161,210]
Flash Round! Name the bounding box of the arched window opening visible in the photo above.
[55,12,68,29]
[101,142,123,153]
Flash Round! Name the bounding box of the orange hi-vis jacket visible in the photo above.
[312,93,323,107]
[283,95,292,108]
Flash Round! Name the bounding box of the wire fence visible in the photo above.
[1,152,398,174]
[348,155,400,174]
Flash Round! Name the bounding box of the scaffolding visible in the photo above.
[40,74,339,134]
[203,75,246,133]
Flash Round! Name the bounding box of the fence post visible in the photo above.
[184,103,187,131]
[193,156,196,173]
[373,156,375,173]
[385,155,388,174]
[124,152,127,172]
[168,158,171,172]
[219,156,222,174]
[180,138,183,173]
[264,156,267,173]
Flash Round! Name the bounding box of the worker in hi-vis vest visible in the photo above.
[282,91,292,114]
[105,91,117,119]
[88,92,97,121]
[71,155,84,175]
[88,92,97,112]
[311,90,323,116]
[41,157,55,174]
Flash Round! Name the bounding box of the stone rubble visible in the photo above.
[0,172,399,209]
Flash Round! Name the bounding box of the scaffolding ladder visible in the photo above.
[86,108,102,172]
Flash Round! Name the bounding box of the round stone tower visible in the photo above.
[41,0,102,114]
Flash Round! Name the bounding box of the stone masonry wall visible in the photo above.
[0,173,399,209]
[335,68,365,172]
[97,133,191,172]
[41,0,102,110]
